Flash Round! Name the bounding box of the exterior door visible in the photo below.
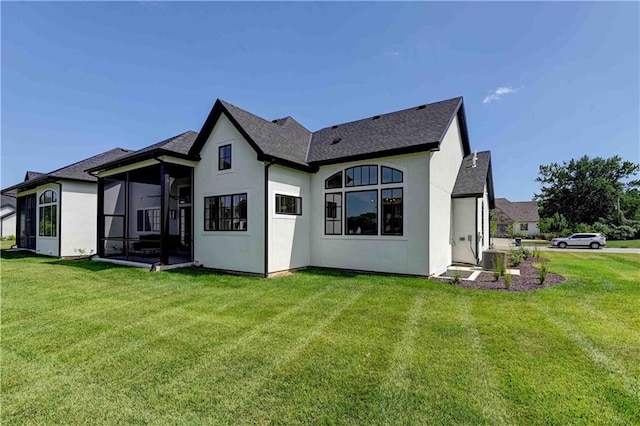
[17,194,36,249]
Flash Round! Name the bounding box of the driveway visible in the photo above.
[491,238,640,254]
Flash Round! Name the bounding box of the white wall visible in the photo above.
[309,153,430,275]
[428,115,465,275]
[452,197,477,265]
[268,165,311,273]
[60,181,97,256]
[514,221,539,236]
[194,113,265,274]
[1,210,16,238]
[481,188,490,255]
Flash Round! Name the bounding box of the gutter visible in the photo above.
[264,158,275,278]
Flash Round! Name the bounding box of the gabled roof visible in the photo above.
[308,97,468,165]
[189,100,312,171]
[1,148,134,195]
[188,97,470,171]
[25,171,44,181]
[1,194,16,209]
[495,198,540,222]
[86,131,199,173]
[452,151,495,208]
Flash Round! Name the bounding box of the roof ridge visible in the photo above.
[313,96,463,133]
[43,147,133,177]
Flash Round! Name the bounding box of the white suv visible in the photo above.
[552,233,607,249]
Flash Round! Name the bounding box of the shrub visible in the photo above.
[452,271,462,284]
[508,249,525,267]
[608,225,636,240]
[532,247,541,259]
[573,223,591,233]
[539,263,548,285]
[504,273,512,290]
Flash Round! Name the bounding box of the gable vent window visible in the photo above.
[218,144,232,170]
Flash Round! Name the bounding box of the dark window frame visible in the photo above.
[381,166,403,184]
[275,194,302,216]
[345,189,378,236]
[204,193,248,231]
[38,189,58,237]
[381,187,403,236]
[218,144,232,170]
[325,171,343,189]
[324,192,343,235]
[345,165,378,187]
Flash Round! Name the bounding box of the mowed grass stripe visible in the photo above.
[536,303,640,404]
[212,287,369,424]
[458,296,513,425]
[371,293,425,423]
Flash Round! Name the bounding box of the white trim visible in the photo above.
[95,159,160,178]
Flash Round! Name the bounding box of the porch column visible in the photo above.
[160,163,170,265]
[97,177,105,257]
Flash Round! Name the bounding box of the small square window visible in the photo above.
[276,194,302,215]
[219,144,232,170]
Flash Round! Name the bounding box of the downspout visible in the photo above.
[474,197,479,264]
[264,158,275,278]
[58,182,62,258]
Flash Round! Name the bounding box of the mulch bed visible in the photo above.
[434,257,565,292]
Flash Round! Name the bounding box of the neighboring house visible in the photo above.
[1,149,133,256]
[1,195,17,238]
[494,198,540,237]
[86,96,495,276]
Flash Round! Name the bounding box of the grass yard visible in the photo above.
[606,239,640,248]
[1,250,639,424]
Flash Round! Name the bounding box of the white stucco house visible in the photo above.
[1,149,133,256]
[84,96,495,276]
[494,198,540,237]
[1,195,17,238]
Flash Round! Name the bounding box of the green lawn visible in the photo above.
[2,250,639,424]
[606,239,640,248]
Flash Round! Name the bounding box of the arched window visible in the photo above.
[381,166,403,184]
[325,171,342,189]
[39,189,58,237]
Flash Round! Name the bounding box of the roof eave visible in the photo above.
[309,142,439,167]
[86,149,200,174]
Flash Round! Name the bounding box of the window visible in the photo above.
[346,190,377,235]
[382,188,403,235]
[276,194,302,215]
[520,223,528,231]
[38,190,57,237]
[137,208,160,232]
[178,186,191,204]
[325,171,343,189]
[218,144,232,170]
[325,193,342,235]
[345,165,377,187]
[204,193,247,231]
[381,166,403,184]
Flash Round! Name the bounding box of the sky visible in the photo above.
[1,2,638,201]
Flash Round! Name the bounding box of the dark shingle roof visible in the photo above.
[495,198,540,222]
[1,147,133,194]
[452,151,495,207]
[307,97,463,164]
[25,171,44,181]
[85,131,199,173]
[220,101,311,166]
[1,194,16,209]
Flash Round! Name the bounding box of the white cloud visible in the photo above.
[483,86,519,104]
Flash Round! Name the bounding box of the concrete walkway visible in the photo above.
[491,238,640,254]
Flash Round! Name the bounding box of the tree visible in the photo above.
[535,155,639,226]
